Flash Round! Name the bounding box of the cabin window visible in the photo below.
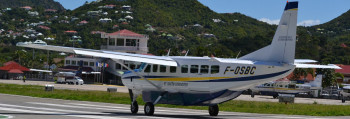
[170,66,177,73]
[89,62,94,66]
[160,65,166,73]
[144,65,151,73]
[279,85,283,88]
[83,61,88,66]
[211,65,220,74]
[153,64,158,72]
[66,60,70,65]
[181,65,188,73]
[190,65,199,73]
[71,60,76,65]
[200,65,209,74]
[266,84,270,87]
[285,85,288,88]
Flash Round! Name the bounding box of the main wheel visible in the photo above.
[342,96,346,103]
[273,95,278,99]
[144,102,154,116]
[131,101,139,114]
[251,93,255,98]
[209,104,219,116]
[76,82,78,85]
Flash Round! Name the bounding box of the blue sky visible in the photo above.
[55,0,350,26]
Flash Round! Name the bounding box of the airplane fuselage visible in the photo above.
[121,57,295,94]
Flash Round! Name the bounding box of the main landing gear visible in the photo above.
[209,104,219,116]
[144,102,155,116]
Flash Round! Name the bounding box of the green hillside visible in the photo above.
[0,0,349,68]
[71,0,276,57]
[0,0,65,10]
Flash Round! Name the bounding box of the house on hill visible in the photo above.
[45,9,57,13]
[21,6,32,10]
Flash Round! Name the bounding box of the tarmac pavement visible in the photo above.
[1,93,349,119]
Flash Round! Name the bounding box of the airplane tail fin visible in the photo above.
[240,1,298,64]
[309,74,322,87]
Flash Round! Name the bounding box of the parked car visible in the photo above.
[55,72,84,85]
[66,76,84,85]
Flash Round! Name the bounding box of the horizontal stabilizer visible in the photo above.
[295,63,341,69]
[294,59,318,63]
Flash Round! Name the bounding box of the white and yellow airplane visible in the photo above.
[17,1,340,116]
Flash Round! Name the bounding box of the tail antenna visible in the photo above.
[166,48,171,56]
[185,49,189,56]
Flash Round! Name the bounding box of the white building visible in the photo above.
[64,29,149,85]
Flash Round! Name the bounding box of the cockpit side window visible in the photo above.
[211,65,220,74]
[181,65,188,73]
[160,65,166,73]
[144,64,151,73]
[153,64,158,72]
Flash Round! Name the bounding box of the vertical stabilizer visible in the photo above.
[308,74,322,87]
[240,1,298,64]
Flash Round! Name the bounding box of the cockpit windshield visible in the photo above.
[138,63,147,70]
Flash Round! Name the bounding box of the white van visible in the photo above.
[55,72,84,85]
[66,76,84,85]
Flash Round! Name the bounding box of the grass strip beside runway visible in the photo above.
[0,83,349,116]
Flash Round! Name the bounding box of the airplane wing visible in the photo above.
[17,44,178,66]
[294,63,341,69]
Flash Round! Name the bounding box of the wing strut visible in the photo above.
[112,59,163,90]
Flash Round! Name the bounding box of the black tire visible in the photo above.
[76,82,78,85]
[342,96,346,103]
[144,102,154,116]
[131,101,139,114]
[209,104,219,116]
[251,93,255,98]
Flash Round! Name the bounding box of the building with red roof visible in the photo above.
[45,9,57,12]
[78,20,89,25]
[336,65,350,83]
[341,43,348,48]
[38,25,51,30]
[64,30,78,34]
[0,61,29,79]
[101,29,149,54]
[21,6,32,10]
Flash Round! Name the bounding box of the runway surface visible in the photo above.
[0,93,348,119]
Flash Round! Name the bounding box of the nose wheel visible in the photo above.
[144,102,155,116]
[209,104,219,116]
[131,101,139,114]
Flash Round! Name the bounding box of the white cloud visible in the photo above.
[259,18,280,25]
[297,20,321,26]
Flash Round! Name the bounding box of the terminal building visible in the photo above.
[64,29,149,85]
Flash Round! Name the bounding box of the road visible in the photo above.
[0,94,348,119]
